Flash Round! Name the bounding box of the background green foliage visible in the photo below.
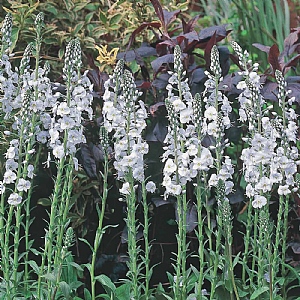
[0,0,191,78]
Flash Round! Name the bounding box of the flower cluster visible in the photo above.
[232,43,299,208]
[103,61,150,192]
[201,46,234,195]
[1,13,12,52]
[48,39,93,160]
[162,45,234,198]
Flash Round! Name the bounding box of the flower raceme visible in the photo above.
[162,45,234,199]
[232,42,299,208]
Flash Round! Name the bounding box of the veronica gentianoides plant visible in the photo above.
[201,45,238,299]
[103,59,153,298]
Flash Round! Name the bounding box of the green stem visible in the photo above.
[242,201,252,284]
[250,209,258,288]
[91,154,109,300]
[126,176,139,299]
[196,175,204,297]
[4,205,14,299]
[141,181,150,299]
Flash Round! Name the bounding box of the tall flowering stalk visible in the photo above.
[202,45,237,299]
[273,70,299,297]
[0,13,51,298]
[103,60,151,299]
[37,38,93,298]
[89,126,110,300]
[232,42,299,296]
[231,41,268,287]
[162,45,196,299]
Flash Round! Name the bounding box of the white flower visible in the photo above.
[16,178,31,192]
[278,185,291,196]
[255,176,272,193]
[3,170,17,184]
[73,157,79,171]
[207,121,218,137]
[204,106,218,121]
[8,193,22,206]
[5,158,18,171]
[53,145,65,159]
[236,81,246,90]
[56,102,70,116]
[246,184,255,197]
[172,99,186,112]
[49,128,59,144]
[179,108,192,123]
[60,116,75,130]
[164,158,177,175]
[27,165,34,179]
[5,146,16,159]
[208,174,218,187]
[252,195,267,209]
[146,181,156,193]
[166,183,182,196]
[120,182,130,195]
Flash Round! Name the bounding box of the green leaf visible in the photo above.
[85,3,100,11]
[73,22,84,35]
[59,281,71,298]
[68,261,84,272]
[74,2,89,12]
[78,238,93,252]
[37,197,51,206]
[45,4,58,15]
[99,11,107,24]
[84,288,92,300]
[115,282,131,299]
[95,274,116,294]
[97,295,111,300]
[250,286,269,299]
[109,14,122,25]
[28,260,39,274]
[58,48,65,60]
[85,12,94,23]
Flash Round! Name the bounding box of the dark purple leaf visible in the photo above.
[121,225,144,243]
[150,0,166,32]
[199,24,228,41]
[204,32,217,69]
[219,46,230,76]
[177,31,199,47]
[149,102,166,117]
[87,69,109,94]
[283,28,300,56]
[291,242,300,254]
[286,76,300,83]
[152,73,170,89]
[153,118,168,142]
[283,54,300,74]
[79,143,98,179]
[252,43,271,53]
[287,82,300,103]
[183,15,200,33]
[126,22,161,51]
[163,9,181,28]
[91,143,105,163]
[261,81,278,101]
[152,197,173,207]
[117,44,157,62]
[228,188,245,204]
[268,44,281,72]
[174,202,198,233]
[190,68,206,84]
[151,54,174,73]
